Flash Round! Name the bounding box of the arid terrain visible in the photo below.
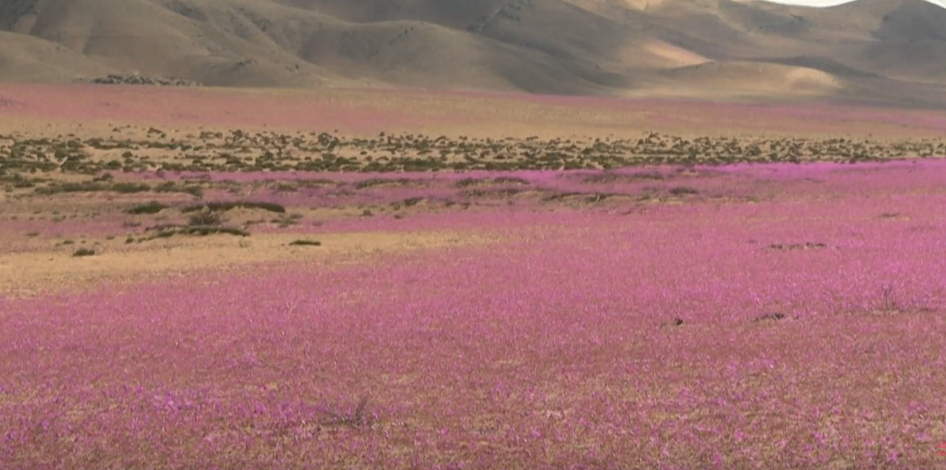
[2,82,946,469]
[6,1,946,468]
[2,0,946,106]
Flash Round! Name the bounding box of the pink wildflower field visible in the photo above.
[3,157,946,469]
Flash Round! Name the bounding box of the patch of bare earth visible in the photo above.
[3,83,946,140]
[0,231,496,299]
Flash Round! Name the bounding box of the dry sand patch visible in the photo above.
[0,230,496,299]
[3,83,946,140]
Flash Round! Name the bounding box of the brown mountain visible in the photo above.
[1,0,945,106]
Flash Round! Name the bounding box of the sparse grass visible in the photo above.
[754,312,786,322]
[125,201,168,215]
[72,248,97,257]
[354,179,384,189]
[455,178,481,188]
[181,201,286,214]
[768,242,827,251]
[36,181,152,195]
[274,215,297,228]
[456,176,530,187]
[492,176,531,185]
[112,183,152,194]
[155,182,204,198]
[179,186,204,198]
[320,396,372,428]
[669,186,699,196]
[148,225,249,239]
[3,130,945,181]
[355,178,411,189]
[188,211,224,226]
[583,172,665,183]
[660,317,685,328]
[288,239,322,247]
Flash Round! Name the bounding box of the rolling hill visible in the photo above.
[0,0,945,105]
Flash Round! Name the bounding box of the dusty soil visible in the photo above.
[0,230,494,299]
[3,83,946,140]
[3,83,946,299]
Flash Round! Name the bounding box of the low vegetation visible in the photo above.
[2,130,944,189]
[2,134,946,470]
[181,201,286,214]
[289,239,322,247]
[72,248,97,257]
[125,201,168,215]
[148,224,249,238]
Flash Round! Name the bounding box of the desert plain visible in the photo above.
[1,81,946,470]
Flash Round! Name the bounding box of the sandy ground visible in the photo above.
[3,83,946,140]
[0,230,496,299]
[3,83,946,298]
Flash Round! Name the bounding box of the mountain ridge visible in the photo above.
[0,0,944,106]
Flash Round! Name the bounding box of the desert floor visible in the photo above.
[2,84,946,469]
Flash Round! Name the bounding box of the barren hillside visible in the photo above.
[0,0,944,105]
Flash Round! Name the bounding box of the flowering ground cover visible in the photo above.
[2,158,946,469]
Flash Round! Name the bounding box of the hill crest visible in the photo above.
[0,0,943,106]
